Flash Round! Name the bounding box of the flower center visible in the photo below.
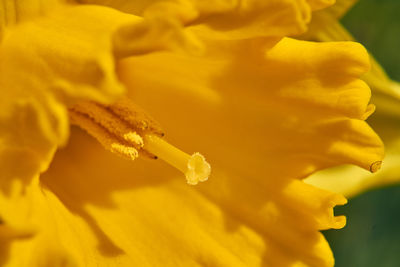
[69,97,210,185]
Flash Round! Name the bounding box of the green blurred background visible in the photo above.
[323,1,400,266]
[342,0,400,80]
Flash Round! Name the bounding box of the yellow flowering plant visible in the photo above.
[0,0,385,266]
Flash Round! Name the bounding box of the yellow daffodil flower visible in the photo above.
[0,0,384,266]
[302,0,400,198]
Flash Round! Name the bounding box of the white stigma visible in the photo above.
[143,135,211,185]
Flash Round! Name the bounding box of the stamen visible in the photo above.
[111,143,139,160]
[69,109,140,161]
[71,101,144,148]
[108,97,164,136]
[69,97,211,184]
[143,135,211,185]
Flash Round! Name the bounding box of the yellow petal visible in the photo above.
[306,0,335,11]
[0,178,77,267]
[78,0,317,39]
[0,0,203,191]
[0,4,127,196]
[300,1,400,197]
[306,88,400,197]
[118,37,383,178]
[300,11,400,102]
[0,127,347,266]
[320,0,358,19]
[300,8,349,41]
[0,3,182,225]
[0,0,65,38]
[305,140,400,198]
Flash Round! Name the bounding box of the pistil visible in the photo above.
[144,135,210,185]
[69,97,211,185]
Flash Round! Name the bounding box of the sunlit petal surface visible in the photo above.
[0,0,386,266]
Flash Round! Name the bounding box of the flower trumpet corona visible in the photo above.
[302,0,400,198]
[0,0,384,266]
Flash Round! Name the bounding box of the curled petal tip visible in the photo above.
[370,161,382,173]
